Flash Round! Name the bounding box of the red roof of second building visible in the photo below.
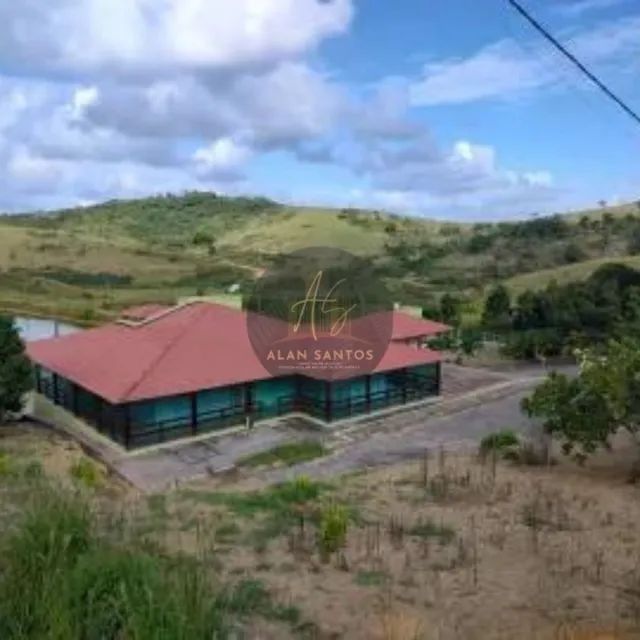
[27,302,443,404]
[119,304,171,322]
[391,311,449,340]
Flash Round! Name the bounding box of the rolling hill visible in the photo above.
[0,191,639,324]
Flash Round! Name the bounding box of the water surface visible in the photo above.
[14,316,80,342]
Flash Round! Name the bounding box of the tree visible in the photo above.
[563,242,585,264]
[522,338,640,460]
[0,316,33,423]
[192,230,214,246]
[627,226,640,255]
[482,284,511,330]
[439,293,460,324]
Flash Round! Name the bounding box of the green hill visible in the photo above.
[1,191,639,323]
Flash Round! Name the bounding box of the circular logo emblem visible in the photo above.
[244,247,393,381]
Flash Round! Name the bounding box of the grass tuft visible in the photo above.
[70,458,103,489]
[239,440,326,468]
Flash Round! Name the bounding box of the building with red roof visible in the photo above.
[28,302,448,448]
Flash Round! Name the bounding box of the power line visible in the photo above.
[505,0,640,127]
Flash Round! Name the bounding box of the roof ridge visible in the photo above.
[119,303,211,402]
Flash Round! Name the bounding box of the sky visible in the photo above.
[0,0,638,220]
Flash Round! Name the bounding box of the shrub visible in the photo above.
[0,452,13,477]
[479,429,520,459]
[70,459,103,489]
[318,503,348,554]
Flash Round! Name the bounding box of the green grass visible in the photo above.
[4,191,640,324]
[238,441,326,468]
[69,458,103,489]
[0,452,13,477]
[0,485,303,639]
[505,255,640,294]
[182,477,329,517]
[182,477,334,552]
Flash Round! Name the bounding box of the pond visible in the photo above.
[14,316,80,342]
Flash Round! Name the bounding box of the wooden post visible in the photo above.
[434,362,442,395]
[190,393,198,435]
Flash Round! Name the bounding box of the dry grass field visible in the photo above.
[2,422,640,639]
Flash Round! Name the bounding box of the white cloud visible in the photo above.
[0,0,353,77]
[411,40,550,106]
[410,15,640,106]
[554,0,628,17]
[193,138,252,180]
[344,133,557,218]
[6,148,66,193]
[0,0,625,219]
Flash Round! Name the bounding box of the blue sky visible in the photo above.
[0,0,638,219]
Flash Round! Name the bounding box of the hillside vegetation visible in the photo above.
[1,191,639,323]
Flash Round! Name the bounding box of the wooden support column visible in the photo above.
[52,373,60,405]
[365,375,371,413]
[324,381,332,422]
[295,376,302,411]
[124,405,131,449]
[190,393,198,435]
[72,383,79,415]
[435,362,442,395]
[244,382,253,415]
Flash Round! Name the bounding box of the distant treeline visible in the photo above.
[482,263,640,359]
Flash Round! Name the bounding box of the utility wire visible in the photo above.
[505,0,640,127]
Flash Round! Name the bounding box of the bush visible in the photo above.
[318,503,348,554]
[479,429,520,459]
[0,452,13,477]
[563,242,586,264]
[70,459,103,489]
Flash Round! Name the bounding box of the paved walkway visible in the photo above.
[262,382,537,485]
[111,363,564,492]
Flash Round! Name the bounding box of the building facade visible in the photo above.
[28,302,448,449]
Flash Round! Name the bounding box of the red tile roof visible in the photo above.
[27,302,443,404]
[392,311,450,340]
